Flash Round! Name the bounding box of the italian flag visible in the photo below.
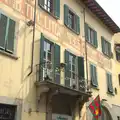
[88,95,101,119]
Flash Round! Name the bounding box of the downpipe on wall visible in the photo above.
[27,0,37,76]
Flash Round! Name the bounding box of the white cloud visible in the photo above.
[96,0,120,27]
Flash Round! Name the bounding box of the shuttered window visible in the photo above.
[101,36,112,58]
[90,64,98,87]
[118,74,120,86]
[38,0,60,19]
[85,23,98,48]
[64,50,85,91]
[40,33,60,84]
[64,4,80,35]
[106,72,113,93]
[0,13,16,53]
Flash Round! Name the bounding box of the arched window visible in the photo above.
[92,107,112,120]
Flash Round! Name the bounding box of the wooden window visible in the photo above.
[115,44,120,61]
[118,74,120,86]
[65,50,85,91]
[117,116,120,120]
[90,64,98,87]
[64,4,80,35]
[0,13,16,53]
[38,0,60,19]
[106,72,113,93]
[40,34,60,84]
[101,37,112,57]
[85,23,98,48]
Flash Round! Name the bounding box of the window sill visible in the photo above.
[0,50,19,60]
[91,86,99,90]
[102,52,112,59]
[107,92,115,96]
[65,24,80,35]
[39,5,59,20]
[86,40,98,49]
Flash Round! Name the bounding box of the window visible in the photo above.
[118,74,120,86]
[90,64,98,87]
[85,23,98,48]
[117,116,120,120]
[38,0,60,19]
[101,37,112,57]
[69,54,76,84]
[0,13,16,53]
[64,4,80,35]
[115,44,120,61]
[106,72,113,94]
[0,103,17,120]
[68,11,75,30]
[43,41,53,79]
[65,50,85,90]
[40,34,60,84]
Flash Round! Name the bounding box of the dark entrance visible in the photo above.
[0,103,16,120]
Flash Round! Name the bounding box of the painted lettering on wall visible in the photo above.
[1,0,112,69]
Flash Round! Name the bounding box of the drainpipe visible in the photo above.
[78,7,89,120]
[28,0,37,76]
[83,8,89,88]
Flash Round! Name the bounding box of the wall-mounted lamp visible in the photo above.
[60,63,66,70]
[27,20,34,26]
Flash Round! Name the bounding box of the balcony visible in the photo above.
[35,62,91,116]
[35,62,91,95]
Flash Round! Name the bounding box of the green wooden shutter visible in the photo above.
[85,23,89,41]
[0,14,7,49]
[101,36,105,53]
[108,42,111,57]
[78,57,84,79]
[90,64,98,87]
[65,50,70,87]
[6,19,16,53]
[40,33,44,80]
[90,64,94,85]
[76,15,80,35]
[64,4,69,26]
[38,0,44,7]
[107,73,113,93]
[94,30,98,48]
[93,66,98,86]
[54,44,60,84]
[54,0,60,19]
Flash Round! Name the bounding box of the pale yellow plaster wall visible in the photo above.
[0,0,119,120]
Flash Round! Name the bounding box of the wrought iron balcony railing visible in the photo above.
[35,62,89,92]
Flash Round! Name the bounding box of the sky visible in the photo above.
[96,0,120,27]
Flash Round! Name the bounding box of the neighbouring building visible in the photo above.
[0,0,120,120]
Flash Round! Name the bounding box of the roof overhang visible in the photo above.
[82,0,120,33]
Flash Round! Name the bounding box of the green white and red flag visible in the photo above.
[88,95,101,119]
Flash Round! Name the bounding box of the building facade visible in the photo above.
[0,0,120,120]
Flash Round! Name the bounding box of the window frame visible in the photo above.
[106,72,113,94]
[85,23,98,48]
[101,37,111,58]
[43,0,54,14]
[0,12,17,55]
[68,10,76,30]
[118,74,120,86]
[115,44,120,61]
[38,0,60,19]
[64,4,80,35]
[88,27,95,45]
[42,38,54,79]
[68,53,77,81]
[90,63,98,87]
